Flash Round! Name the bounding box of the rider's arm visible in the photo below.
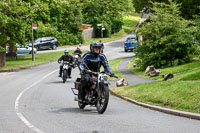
[100,54,111,73]
[80,54,89,71]
[58,55,63,63]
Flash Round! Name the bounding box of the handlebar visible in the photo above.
[84,70,118,78]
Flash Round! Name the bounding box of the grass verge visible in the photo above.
[107,58,124,80]
[111,57,200,113]
[0,50,74,71]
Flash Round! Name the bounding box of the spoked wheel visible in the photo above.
[62,70,67,83]
[96,85,109,114]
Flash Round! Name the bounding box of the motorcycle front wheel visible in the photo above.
[78,91,86,109]
[96,85,109,114]
[63,69,67,83]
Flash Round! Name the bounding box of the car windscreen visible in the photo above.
[127,37,136,41]
[35,38,41,43]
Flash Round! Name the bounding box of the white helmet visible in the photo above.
[64,49,69,54]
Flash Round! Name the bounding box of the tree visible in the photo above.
[0,0,29,67]
[136,0,197,69]
[82,0,134,37]
[132,0,200,19]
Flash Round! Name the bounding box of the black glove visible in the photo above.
[109,72,118,78]
[109,72,114,76]
[86,69,92,73]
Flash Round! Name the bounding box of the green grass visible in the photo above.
[128,58,200,80]
[83,14,140,45]
[107,58,124,80]
[110,57,200,113]
[112,81,200,113]
[0,50,74,71]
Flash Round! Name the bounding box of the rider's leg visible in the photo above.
[78,73,90,101]
[68,67,72,78]
[59,65,63,77]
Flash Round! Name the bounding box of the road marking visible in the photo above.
[15,69,58,133]
[0,72,15,76]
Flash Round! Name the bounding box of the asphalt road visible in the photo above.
[1,34,200,133]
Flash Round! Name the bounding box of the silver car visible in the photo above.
[17,46,37,54]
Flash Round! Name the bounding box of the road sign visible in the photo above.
[97,24,102,26]
[102,27,105,30]
[32,24,37,30]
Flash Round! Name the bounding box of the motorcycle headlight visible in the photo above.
[103,75,108,80]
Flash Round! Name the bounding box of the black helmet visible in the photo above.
[90,41,102,53]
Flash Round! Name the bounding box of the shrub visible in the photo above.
[136,0,197,69]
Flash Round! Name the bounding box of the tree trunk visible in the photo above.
[8,43,17,57]
[0,51,6,67]
[0,44,6,67]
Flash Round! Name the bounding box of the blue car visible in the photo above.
[124,36,137,52]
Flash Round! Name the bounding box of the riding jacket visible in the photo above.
[80,52,111,72]
[58,54,73,63]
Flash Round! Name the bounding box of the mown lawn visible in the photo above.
[0,50,73,71]
[111,57,200,113]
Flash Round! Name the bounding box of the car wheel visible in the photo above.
[52,44,57,50]
[125,49,128,52]
[35,46,39,51]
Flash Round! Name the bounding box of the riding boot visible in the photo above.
[68,67,72,78]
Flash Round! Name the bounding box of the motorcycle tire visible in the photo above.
[78,91,86,109]
[96,85,109,114]
[63,70,67,83]
[78,101,86,109]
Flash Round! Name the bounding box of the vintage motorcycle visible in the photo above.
[60,61,72,83]
[73,53,82,69]
[71,70,117,114]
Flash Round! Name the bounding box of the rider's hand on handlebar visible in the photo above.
[86,69,92,73]
[108,72,118,78]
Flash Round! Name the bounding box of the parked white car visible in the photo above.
[6,44,37,55]
[17,46,37,54]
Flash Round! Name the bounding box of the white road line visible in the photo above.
[0,72,15,76]
[15,69,58,133]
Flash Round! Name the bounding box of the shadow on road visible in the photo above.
[49,107,98,115]
[48,80,74,84]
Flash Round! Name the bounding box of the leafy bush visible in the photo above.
[136,0,197,69]
[0,46,5,53]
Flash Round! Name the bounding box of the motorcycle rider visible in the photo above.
[78,41,114,101]
[99,40,104,53]
[58,49,74,78]
[73,46,82,55]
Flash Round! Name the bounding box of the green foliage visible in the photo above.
[0,46,5,52]
[136,1,197,69]
[132,0,200,19]
[82,0,134,37]
[194,15,200,46]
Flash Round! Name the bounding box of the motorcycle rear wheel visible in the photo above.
[96,85,109,114]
